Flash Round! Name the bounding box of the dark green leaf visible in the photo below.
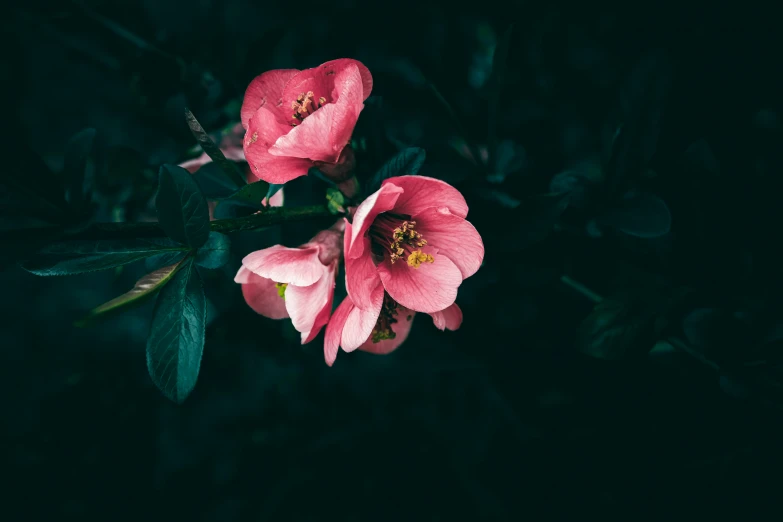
[512,192,570,249]
[195,232,230,269]
[184,108,246,187]
[364,148,426,198]
[211,180,270,219]
[22,238,188,276]
[63,128,97,211]
[192,161,244,199]
[146,257,206,404]
[77,258,188,326]
[598,191,671,238]
[308,167,338,186]
[156,164,210,248]
[577,298,658,360]
[145,250,188,272]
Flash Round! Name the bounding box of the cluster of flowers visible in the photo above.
[185,59,484,365]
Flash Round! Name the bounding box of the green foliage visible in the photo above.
[22,239,188,276]
[156,164,210,248]
[184,108,246,187]
[194,232,231,269]
[63,128,99,213]
[146,257,206,404]
[363,147,426,197]
[212,180,270,219]
[76,257,188,325]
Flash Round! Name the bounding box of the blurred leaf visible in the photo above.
[146,257,206,404]
[513,192,570,249]
[604,52,671,193]
[308,167,338,186]
[266,183,284,201]
[0,150,68,224]
[549,162,604,209]
[684,139,719,174]
[597,191,671,238]
[22,239,188,276]
[192,162,244,199]
[682,308,753,365]
[195,232,230,269]
[77,257,189,326]
[487,24,513,159]
[476,187,521,208]
[184,108,246,187]
[63,128,98,212]
[364,147,426,197]
[577,297,658,360]
[156,164,210,248]
[491,140,526,182]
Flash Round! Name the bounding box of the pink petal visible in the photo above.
[385,176,469,219]
[326,64,365,155]
[359,309,416,355]
[179,153,210,173]
[318,59,373,100]
[241,69,299,128]
[341,282,384,351]
[244,107,313,183]
[286,261,336,344]
[428,303,463,331]
[377,246,462,313]
[324,296,354,367]
[234,266,289,320]
[347,183,404,259]
[343,221,382,310]
[242,245,324,287]
[263,188,285,208]
[414,207,484,279]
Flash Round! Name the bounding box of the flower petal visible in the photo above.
[341,282,384,352]
[359,309,415,355]
[326,64,365,155]
[244,107,312,183]
[242,245,324,287]
[414,207,484,279]
[377,246,462,313]
[428,303,463,331]
[283,58,373,105]
[286,261,336,344]
[386,176,469,218]
[235,266,289,320]
[241,69,299,128]
[347,183,404,258]
[343,221,382,310]
[264,188,285,208]
[319,59,373,100]
[324,296,354,367]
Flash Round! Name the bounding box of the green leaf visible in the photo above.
[326,187,346,214]
[597,191,671,238]
[184,108,246,188]
[192,162,244,199]
[146,257,206,404]
[364,147,426,197]
[577,298,659,360]
[266,184,284,201]
[211,180,270,219]
[63,128,98,212]
[195,232,230,269]
[22,238,188,276]
[145,250,187,272]
[156,164,210,248]
[77,257,188,326]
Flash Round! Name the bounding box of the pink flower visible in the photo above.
[324,277,463,367]
[234,221,344,343]
[240,59,373,185]
[323,217,464,366]
[344,176,484,314]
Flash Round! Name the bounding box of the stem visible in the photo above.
[4,205,334,242]
[560,275,603,304]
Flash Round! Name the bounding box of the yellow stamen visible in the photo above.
[407,250,434,269]
[274,282,288,299]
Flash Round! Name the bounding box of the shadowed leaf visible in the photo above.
[184,109,246,187]
[156,164,210,248]
[364,147,426,197]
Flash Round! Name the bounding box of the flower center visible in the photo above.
[274,282,288,299]
[290,91,327,126]
[369,213,434,268]
[371,293,400,343]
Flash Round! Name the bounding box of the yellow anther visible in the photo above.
[407,250,434,269]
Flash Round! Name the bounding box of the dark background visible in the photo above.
[3,1,783,520]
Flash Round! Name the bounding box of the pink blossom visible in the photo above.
[344,176,484,314]
[235,221,344,343]
[241,59,373,185]
[323,281,462,367]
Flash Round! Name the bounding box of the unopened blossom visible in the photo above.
[241,59,372,185]
[235,221,344,343]
[344,176,484,314]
